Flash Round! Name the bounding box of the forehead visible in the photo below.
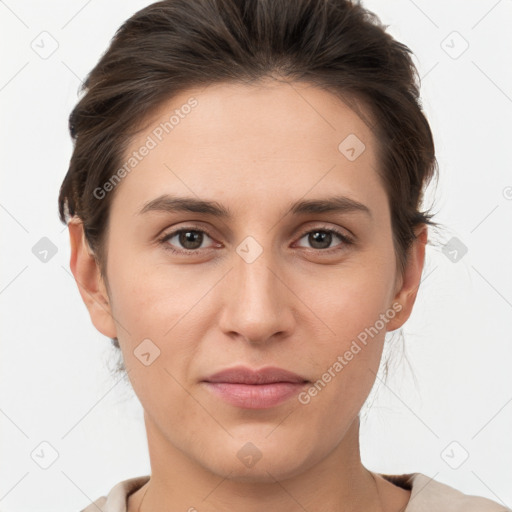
[138,79,377,157]
[111,80,385,216]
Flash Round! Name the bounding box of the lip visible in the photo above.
[202,366,309,409]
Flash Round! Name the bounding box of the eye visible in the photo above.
[157,224,354,256]
[295,227,353,252]
[158,226,217,254]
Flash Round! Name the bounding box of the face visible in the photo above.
[70,79,425,483]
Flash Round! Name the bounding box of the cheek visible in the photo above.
[105,246,209,393]
[107,245,207,336]
[294,293,388,427]
[297,256,396,348]
[290,256,396,407]
[106,260,204,422]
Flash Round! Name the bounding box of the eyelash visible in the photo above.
[157,224,354,256]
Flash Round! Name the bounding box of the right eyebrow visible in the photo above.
[138,195,231,218]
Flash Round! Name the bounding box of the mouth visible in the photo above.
[201,365,310,409]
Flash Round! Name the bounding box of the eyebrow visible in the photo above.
[138,194,372,218]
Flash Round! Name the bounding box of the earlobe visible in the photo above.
[68,217,117,339]
[386,225,428,332]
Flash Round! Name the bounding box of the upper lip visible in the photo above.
[203,366,309,385]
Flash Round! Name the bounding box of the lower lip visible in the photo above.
[203,382,308,409]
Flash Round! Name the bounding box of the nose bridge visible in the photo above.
[219,235,292,343]
[238,244,275,300]
[234,236,280,313]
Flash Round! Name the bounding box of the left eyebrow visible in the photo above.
[287,196,372,218]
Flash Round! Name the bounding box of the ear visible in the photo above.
[386,224,428,332]
[67,217,117,339]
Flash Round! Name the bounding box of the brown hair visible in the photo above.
[58,0,438,359]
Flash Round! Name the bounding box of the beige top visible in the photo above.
[81,472,510,512]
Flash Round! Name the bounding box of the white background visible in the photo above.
[1,1,511,511]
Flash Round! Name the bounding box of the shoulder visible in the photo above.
[79,475,150,512]
[384,472,511,512]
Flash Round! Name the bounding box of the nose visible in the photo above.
[217,243,295,346]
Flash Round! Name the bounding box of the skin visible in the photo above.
[68,79,427,512]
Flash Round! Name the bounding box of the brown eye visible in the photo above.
[159,228,215,254]
[307,231,334,250]
[296,228,353,251]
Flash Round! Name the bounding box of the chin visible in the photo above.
[198,439,317,484]
[209,458,309,484]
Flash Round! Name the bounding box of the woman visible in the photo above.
[58,0,509,510]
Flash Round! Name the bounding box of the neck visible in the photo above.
[131,414,401,512]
